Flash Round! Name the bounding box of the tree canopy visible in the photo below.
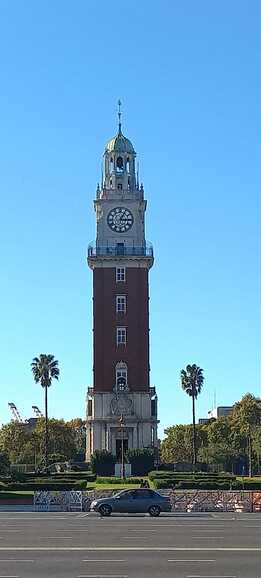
[0,418,85,465]
[161,393,261,475]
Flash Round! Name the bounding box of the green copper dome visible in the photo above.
[106,129,135,154]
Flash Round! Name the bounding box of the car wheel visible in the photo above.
[98,504,112,517]
[148,505,161,517]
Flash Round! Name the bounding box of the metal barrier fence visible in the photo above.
[168,490,261,513]
[34,491,83,512]
[34,490,261,513]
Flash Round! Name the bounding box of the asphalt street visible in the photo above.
[0,511,260,577]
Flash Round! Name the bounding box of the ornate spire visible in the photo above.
[118,99,122,134]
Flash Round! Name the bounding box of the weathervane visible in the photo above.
[118,99,122,133]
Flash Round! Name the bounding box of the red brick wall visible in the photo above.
[93,266,150,392]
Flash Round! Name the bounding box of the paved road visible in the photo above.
[0,511,260,577]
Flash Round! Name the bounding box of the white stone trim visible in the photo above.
[88,257,153,269]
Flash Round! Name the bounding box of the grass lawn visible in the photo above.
[88,483,142,491]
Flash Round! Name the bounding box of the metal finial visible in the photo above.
[118,99,122,133]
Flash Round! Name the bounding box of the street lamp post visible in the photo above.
[119,414,125,479]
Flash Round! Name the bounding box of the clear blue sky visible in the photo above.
[0,1,260,437]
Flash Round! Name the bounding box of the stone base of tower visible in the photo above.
[85,388,158,462]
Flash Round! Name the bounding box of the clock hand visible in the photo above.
[119,210,129,224]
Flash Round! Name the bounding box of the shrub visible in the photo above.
[148,470,236,485]
[153,479,173,489]
[48,453,67,464]
[96,477,142,485]
[148,471,175,481]
[126,449,154,475]
[10,471,27,483]
[241,482,261,490]
[231,481,243,490]
[197,481,230,490]
[6,479,86,491]
[152,477,238,490]
[44,472,96,482]
[0,453,10,475]
[73,480,87,490]
[91,450,116,476]
[69,462,90,471]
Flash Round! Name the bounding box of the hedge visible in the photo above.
[148,473,236,485]
[5,479,88,491]
[96,477,143,485]
[22,473,96,482]
[148,471,235,481]
[152,478,261,490]
[41,473,96,481]
[241,482,261,490]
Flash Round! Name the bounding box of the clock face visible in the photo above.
[107,207,134,233]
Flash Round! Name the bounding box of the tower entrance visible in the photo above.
[116,438,128,461]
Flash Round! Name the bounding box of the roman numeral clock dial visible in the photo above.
[107,207,134,233]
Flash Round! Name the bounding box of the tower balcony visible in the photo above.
[88,241,154,261]
[88,243,154,269]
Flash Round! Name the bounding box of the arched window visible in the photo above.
[115,361,128,391]
[116,156,124,172]
[110,178,113,188]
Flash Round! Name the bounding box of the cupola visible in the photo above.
[102,101,137,195]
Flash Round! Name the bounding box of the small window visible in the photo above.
[116,361,128,391]
[116,156,124,171]
[116,295,126,313]
[117,327,126,346]
[117,183,123,190]
[88,399,93,416]
[116,267,126,282]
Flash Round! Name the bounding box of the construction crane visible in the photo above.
[8,402,23,423]
[32,405,44,418]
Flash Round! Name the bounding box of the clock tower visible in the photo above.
[86,105,158,461]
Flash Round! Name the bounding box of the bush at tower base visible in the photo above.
[126,449,155,476]
[91,450,116,476]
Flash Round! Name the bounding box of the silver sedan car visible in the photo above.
[90,488,171,517]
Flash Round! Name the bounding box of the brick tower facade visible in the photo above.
[86,107,158,460]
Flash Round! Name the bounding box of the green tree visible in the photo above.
[0,422,31,463]
[67,418,86,460]
[180,364,204,469]
[31,354,60,467]
[230,394,261,477]
[161,425,192,463]
[252,428,261,474]
[33,418,77,461]
[161,424,207,464]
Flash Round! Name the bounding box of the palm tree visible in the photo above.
[31,354,60,467]
[180,363,204,471]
